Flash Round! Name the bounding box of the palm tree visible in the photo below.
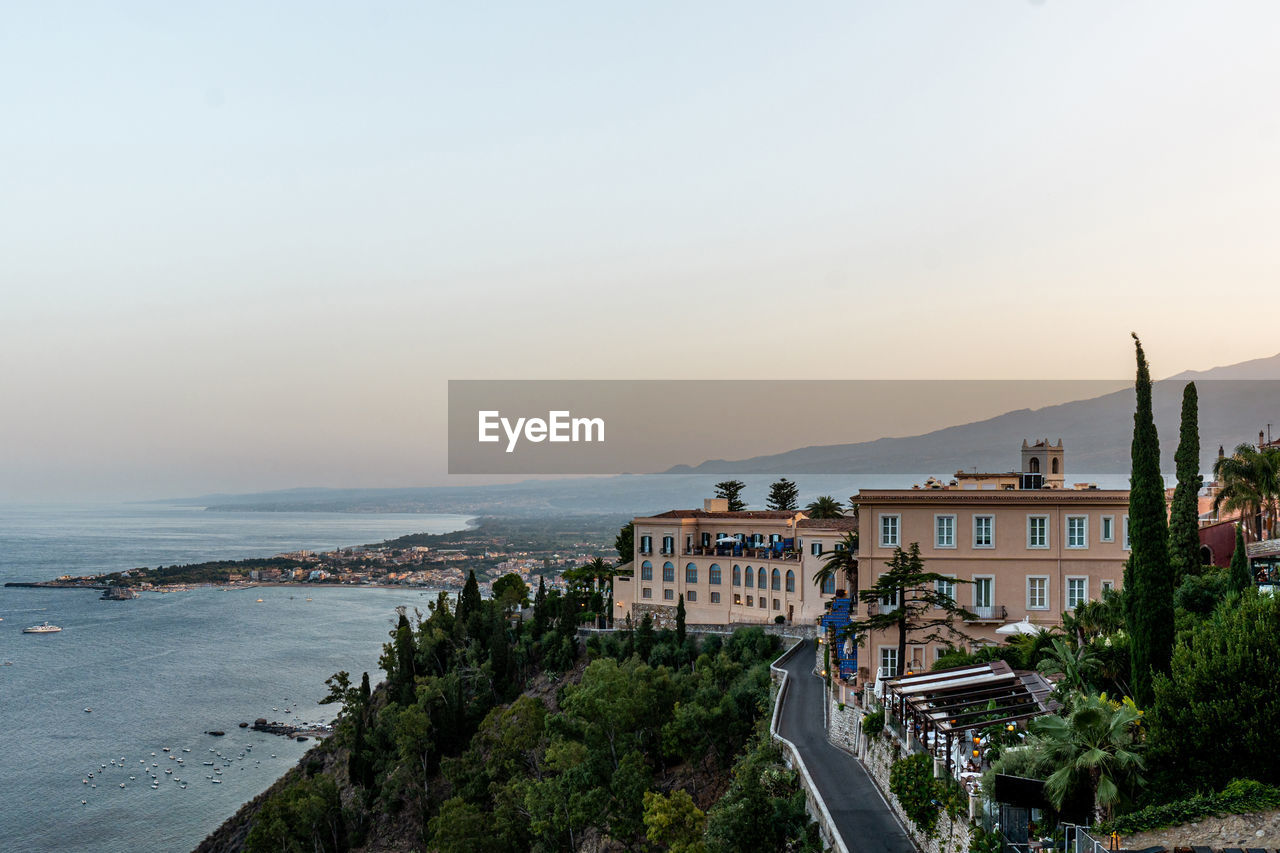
[1029,694,1145,823]
[805,496,846,519]
[1213,442,1280,541]
[813,532,858,596]
[1036,637,1101,704]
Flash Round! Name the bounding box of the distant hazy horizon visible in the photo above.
[5,3,1279,500]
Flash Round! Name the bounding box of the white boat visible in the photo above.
[23,622,62,634]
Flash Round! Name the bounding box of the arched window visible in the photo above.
[662,561,674,582]
[709,564,722,585]
[745,566,754,588]
[1051,458,1059,475]
[759,568,768,589]
[1028,457,1040,473]
[641,560,653,581]
[685,562,698,583]
[733,564,741,586]
[771,568,781,591]
[785,570,795,592]
[822,574,836,594]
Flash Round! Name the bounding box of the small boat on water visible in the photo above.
[211,779,221,784]
[256,598,264,603]
[23,622,61,634]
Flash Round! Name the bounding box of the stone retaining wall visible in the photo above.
[1120,809,1280,850]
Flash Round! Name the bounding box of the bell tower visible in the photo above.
[1020,439,1064,489]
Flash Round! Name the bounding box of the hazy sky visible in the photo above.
[4,2,1280,500]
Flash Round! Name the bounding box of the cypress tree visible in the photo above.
[1229,524,1252,593]
[532,576,548,639]
[457,570,482,624]
[394,614,416,704]
[1168,382,1202,584]
[676,594,687,646]
[637,612,655,661]
[1126,333,1174,708]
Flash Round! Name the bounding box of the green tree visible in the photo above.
[812,532,858,595]
[1036,637,1101,705]
[766,478,799,511]
[804,495,845,519]
[1029,693,1145,823]
[1148,588,1280,792]
[676,593,687,647]
[714,480,747,512]
[1214,441,1280,541]
[1168,382,1202,584]
[615,522,635,564]
[1229,523,1252,593]
[491,572,530,612]
[845,543,974,677]
[428,797,507,853]
[636,612,656,661]
[456,570,482,624]
[643,789,708,853]
[1125,333,1173,708]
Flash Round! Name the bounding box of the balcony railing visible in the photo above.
[967,604,1005,621]
[682,546,801,561]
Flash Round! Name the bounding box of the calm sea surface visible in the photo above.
[0,503,472,853]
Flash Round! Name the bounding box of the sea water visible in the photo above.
[0,503,471,852]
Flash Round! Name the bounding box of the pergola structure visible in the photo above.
[881,661,1059,775]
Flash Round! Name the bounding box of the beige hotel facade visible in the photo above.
[616,441,1131,687]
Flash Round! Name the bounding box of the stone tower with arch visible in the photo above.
[1021,438,1064,489]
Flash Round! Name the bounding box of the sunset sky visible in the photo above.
[4,2,1279,499]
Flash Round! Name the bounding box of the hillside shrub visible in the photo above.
[862,709,885,738]
[1100,779,1280,835]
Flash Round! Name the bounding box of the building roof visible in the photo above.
[640,509,800,520]
[854,489,1129,504]
[796,517,859,531]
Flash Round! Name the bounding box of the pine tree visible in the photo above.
[1125,333,1174,708]
[845,542,975,677]
[1168,382,1202,584]
[676,594,686,646]
[766,478,799,511]
[714,480,747,512]
[1229,524,1252,593]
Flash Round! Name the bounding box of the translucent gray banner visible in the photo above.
[447,379,1280,476]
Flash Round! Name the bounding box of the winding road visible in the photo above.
[776,639,915,853]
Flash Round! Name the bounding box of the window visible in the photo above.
[1066,516,1088,549]
[835,542,846,552]
[701,532,711,548]
[811,542,823,556]
[639,535,652,554]
[973,576,994,614]
[1100,516,1115,543]
[710,591,720,603]
[685,563,698,583]
[662,535,674,554]
[1066,577,1088,610]
[1122,515,1130,550]
[879,575,899,610]
[745,566,754,588]
[745,595,753,607]
[771,568,781,591]
[1101,580,1115,594]
[935,576,955,604]
[641,561,653,581]
[642,587,652,599]
[686,534,693,552]
[785,570,795,592]
[879,647,898,679]
[687,590,697,602]
[709,564,722,585]
[973,515,994,549]
[732,564,741,586]
[758,596,766,609]
[880,515,900,547]
[758,568,767,589]
[1027,515,1049,549]
[772,598,780,610]
[935,515,956,548]
[663,589,673,600]
[1027,576,1048,610]
[822,575,836,594]
[662,562,675,582]
[734,593,742,605]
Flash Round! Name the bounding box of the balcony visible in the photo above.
[682,546,801,561]
[966,604,1006,622]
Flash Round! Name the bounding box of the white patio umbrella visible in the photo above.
[995,618,1039,636]
[715,536,737,543]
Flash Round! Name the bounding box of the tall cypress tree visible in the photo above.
[676,593,687,646]
[1168,382,1202,584]
[1126,333,1174,707]
[1229,524,1252,593]
[456,569,481,624]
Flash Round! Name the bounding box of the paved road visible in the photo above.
[777,640,915,853]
